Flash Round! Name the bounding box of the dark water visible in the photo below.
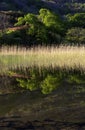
[0,84,85,130]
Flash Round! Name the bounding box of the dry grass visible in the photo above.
[0,45,85,73]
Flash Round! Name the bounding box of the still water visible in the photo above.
[0,84,85,130]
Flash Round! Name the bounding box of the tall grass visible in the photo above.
[0,45,85,73]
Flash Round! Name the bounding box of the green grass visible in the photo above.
[0,45,85,73]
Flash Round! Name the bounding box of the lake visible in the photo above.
[0,84,85,130]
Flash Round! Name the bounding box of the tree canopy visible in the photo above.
[66,13,85,28]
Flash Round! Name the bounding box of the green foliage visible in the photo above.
[67,75,85,84]
[14,68,85,94]
[16,68,41,91]
[66,13,85,28]
[16,78,39,91]
[0,30,22,45]
[1,8,85,45]
[16,68,64,94]
[15,17,25,26]
[14,11,49,44]
[24,14,39,25]
[13,8,65,45]
[41,75,60,94]
[39,8,64,34]
[65,27,85,44]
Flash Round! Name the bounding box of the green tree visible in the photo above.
[15,17,25,26]
[13,8,65,45]
[38,8,65,44]
[15,12,49,44]
[65,27,85,44]
[66,13,85,28]
[39,8,64,35]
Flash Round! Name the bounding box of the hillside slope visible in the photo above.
[0,0,85,14]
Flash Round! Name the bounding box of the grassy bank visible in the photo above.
[0,45,85,94]
[0,46,85,73]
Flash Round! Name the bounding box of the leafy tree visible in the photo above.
[66,13,85,28]
[24,14,39,25]
[15,17,25,26]
[1,8,66,45]
[15,12,49,44]
[65,27,85,44]
[39,8,64,35]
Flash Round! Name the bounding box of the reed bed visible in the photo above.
[0,45,85,73]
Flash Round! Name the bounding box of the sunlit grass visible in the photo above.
[0,45,85,73]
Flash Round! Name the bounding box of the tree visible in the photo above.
[11,8,65,45]
[15,12,49,44]
[65,27,85,44]
[39,8,64,35]
[38,8,65,44]
[66,13,85,28]
[15,17,25,26]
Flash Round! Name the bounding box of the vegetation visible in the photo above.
[0,1,85,126]
[1,46,85,73]
[0,8,85,46]
[8,67,85,94]
[65,27,85,44]
[0,9,64,45]
[0,0,85,94]
[0,45,85,94]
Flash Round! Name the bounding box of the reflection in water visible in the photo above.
[0,67,85,129]
[0,90,85,129]
[0,87,85,121]
[0,116,85,130]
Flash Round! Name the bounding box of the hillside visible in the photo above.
[0,0,85,14]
